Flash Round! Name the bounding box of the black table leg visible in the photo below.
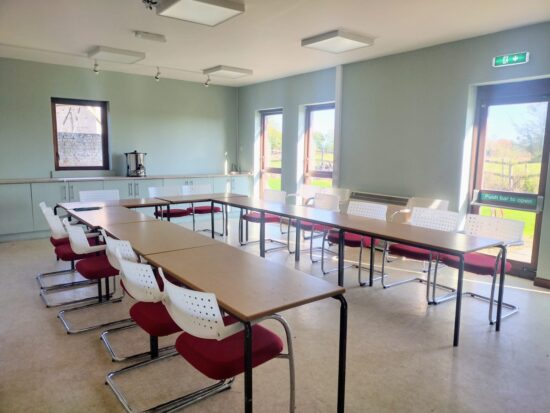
[154,205,158,219]
[453,254,464,347]
[244,322,253,413]
[166,205,171,222]
[295,219,301,262]
[210,201,215,239]
[369,236,375,286]
[338,229,345,287]
[496,245,507,331]
[334,295,347,413]
[259,211,265,258]
[225,204,229,236]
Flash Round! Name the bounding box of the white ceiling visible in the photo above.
[0,0,548,87]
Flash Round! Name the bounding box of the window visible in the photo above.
[51,98,109,170]
[260,109,283,192]
[304,103,335,188]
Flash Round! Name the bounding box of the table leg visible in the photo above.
[496,245,507,332]
[334,295,347,413]
[210,201,215,239]
[225,204,229,236]
[294,219,301,262]
[259,211,266,258]
[453,254,464,347]
[244,322,253,413]
[369,236,375,287]
[338,229,345,287]
[166,205,171,222]
[154,206,158,219]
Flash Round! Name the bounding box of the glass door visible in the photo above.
[260,109,283,192]
[471,79,550,278]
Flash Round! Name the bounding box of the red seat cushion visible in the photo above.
[441,252,512,275]
[50,236,70,247]
[75,255,118,280]
[186,205,222,214]
[154,208,190,218]
[130,302,182,337]
[292,220,332,232]
[388,243,432,261]
[54,243,97,262]
[242,212,281,223]
[325,230,379,248]
[175,316,283,381]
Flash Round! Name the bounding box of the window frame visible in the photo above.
[259,109,283,192]
[304,102,336,182]
[51,97,110,171]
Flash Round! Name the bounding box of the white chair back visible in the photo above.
[45,213,68,239]
[64,220,105,254]
[100,230,139,270]
[39,202,53,215]
[464,214,524,245]
[181,183,213,195]
[313,193,340,212]
[407,197,449,211]
[410,207,459,232]
[300,184,321,203]
[148,186,182,198]
[79,189,120,202]
[115,251,164,303]
[322,187,351,203]
[159,271,241,341]
[347,200,387,221]
[263,189,287,203]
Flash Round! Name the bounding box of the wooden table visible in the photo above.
[58,197,170,210]
[155,192,248,204]
[102,220,219,256]
[67,206,155,228]
[213,197,505,347]
[145,243,347,413]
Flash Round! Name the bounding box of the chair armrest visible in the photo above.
[388,208,411,222]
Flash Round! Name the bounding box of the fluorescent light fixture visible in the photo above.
[133,30,167,43]
[301,30,374,53]
[203,65,252,79]
[156,0,244,26]
[87,46,145,64]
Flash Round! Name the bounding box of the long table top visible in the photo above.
[217,197,502,255]
[68,206,155,228]
[59,197,170,210]
[145,243,345,321]
[156,192,249,204]
[102,220,219,256]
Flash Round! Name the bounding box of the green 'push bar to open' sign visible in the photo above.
[492,52,529,67]
[473,190,544,213]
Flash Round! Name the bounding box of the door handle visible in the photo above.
[128,183,133,196]
[69,185,74,200]
[61,185,66,201]
[134,183,139,196]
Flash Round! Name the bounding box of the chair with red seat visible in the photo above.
[182,183,225,235]
[437,214,523,323]
[386,207,459,303]
[99,233,181,362]
[320,200,388,286]
[148,186,191,221]
[57,224,133,334]
[239,189,288,252]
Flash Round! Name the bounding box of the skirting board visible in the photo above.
[533,277,550,290]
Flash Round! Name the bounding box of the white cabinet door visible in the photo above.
[231,176,251,196]
[134,179,163,199]
[103,180,133,199]
[0,184,34,235]
[31,182,68,231]
[69,181,104,201]
[213,177,231,193]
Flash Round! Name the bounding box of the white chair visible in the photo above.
[438,214,524,323]
[286,183,321,206]
[182,183,224,234]
[239,189,288,252]
[79,189,120,202]
[389,197,449,223]
[147,186,190,220]
[321,200,388,286]
[57,223,133,334]
[321,187,351,211]
[386,207,460,303]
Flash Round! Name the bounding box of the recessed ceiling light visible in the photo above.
[133,30,167,43]
[203,65,252,79]
[156,0,245,26]
[301,30,374,53]
[87,46,146,64]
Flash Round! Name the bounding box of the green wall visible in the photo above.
[0,57,238,178]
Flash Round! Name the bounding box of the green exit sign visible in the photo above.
[492,52,529,67]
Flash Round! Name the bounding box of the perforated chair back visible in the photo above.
[64,220,105,254]
[45,213,68,239]
[322,187,351,203]
[263,189,287,204]
[407,197,449,211]
[39,202,53,216]
[148,186,182,198]
[79,190,120,202]
[313,193,340,212]
[181,183,213,195]
[410,207,459,232]
[347,200,387,221]
[100,230,138,270]
[464,214,524,245]
[115,251,164,303]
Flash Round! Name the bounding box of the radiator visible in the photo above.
[349,191,409,206]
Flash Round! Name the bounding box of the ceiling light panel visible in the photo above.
[301,30,374,53]
[134,30,167,43]
[87,46,145,63]
[203,65,253,78]
[156,0,244,26]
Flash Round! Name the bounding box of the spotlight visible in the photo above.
[204,75,211,87]
[93,60,100,75]
[154,66,161,82]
